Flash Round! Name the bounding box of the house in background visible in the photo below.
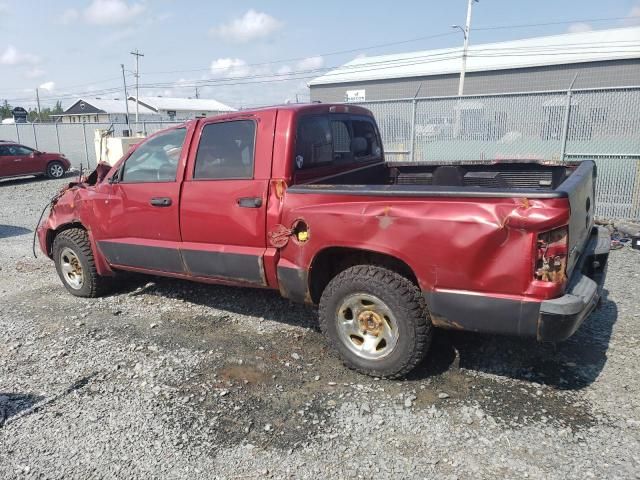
[54,98,158,124]
[129,96,236,120]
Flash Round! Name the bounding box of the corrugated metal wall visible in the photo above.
[310,59,640,103]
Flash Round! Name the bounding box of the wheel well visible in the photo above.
[308,247,419,304]
[47,222,85,256]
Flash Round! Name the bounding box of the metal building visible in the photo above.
[309,26,640,102]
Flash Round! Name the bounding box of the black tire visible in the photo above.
[46,160,65,179]
[319,265,432,378]
[52,228,112,297]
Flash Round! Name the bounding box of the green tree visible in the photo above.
[0,99,12,120]
[28,108,39,122]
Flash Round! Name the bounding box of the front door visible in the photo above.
[93,126,192,273]
[0,145,21,177]
[0,144,35,177]
[179,113,274,285]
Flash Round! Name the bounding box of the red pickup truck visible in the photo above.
[37,103,610,378]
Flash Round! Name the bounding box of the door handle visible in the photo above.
[236,197,263,208]
[14,158,22,162]
[150,197,172,207]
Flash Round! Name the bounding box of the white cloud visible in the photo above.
[0,2,9,14]
[295,56,324,71]
[102,26,137,45]
[83,0,145,25]
[567,22,593,33]
[210,9,283,43]
[39,81,55,92]
[276,65,293,75]
[59,8,80,24]
[625,4,640,24]
[210,58,251,78]
[25,67,46,79]
[0,45,40,66]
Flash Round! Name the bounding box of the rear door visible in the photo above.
[93,127,191,273]
[179,112,275,285]
[12,145,40,174]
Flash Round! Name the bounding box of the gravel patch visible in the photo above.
[1,174,639,479]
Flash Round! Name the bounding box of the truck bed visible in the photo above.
[289,159,596,280]
[291,159,579,199]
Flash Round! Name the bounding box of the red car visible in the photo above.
[0,141,71,179]
[37,104,609,378]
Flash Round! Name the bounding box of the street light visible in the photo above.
[451,24,466,38]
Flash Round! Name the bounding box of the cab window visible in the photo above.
[193,120,256,180]
[121,128,186,183]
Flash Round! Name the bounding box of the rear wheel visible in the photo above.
[52,228,111,297]
[319,265,432,378]
[46,161,65,179]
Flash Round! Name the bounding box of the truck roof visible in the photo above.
[195,103,375,122]
[170,103,375,131]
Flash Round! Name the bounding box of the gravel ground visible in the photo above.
[1,175,639,479]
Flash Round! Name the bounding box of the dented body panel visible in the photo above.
[38,103,608,342]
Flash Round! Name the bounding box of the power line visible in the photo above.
[140,31,460,77]
[2,16,638,103]
[8,40,638,104]
[133,42,640,90]
[474,16,637,31]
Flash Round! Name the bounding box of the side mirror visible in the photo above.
[108,169,120,184]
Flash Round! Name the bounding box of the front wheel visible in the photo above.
[52,228,112,297]
[319,265,432,378]
[46,161,65,179]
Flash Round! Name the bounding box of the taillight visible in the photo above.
[535,226,568,284]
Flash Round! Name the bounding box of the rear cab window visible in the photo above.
[294,114,383,171]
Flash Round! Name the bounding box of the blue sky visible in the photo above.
[1,0,639,109]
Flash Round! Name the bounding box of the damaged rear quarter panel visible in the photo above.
[278,191,570,299]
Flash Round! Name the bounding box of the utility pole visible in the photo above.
[121,64,131,133]
[453,0,478,96]
[195,87,200,99]
[35,88,42,122]
[130,49,144,123]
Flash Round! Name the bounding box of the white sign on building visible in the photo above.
[345,89,366,103]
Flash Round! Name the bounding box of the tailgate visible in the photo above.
[557,160,596,277]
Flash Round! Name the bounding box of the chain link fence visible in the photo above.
[2,87,639,219]
[0,121,182,169]
[357,86,640,220]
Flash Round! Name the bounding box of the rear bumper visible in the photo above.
[537,225,610,341]
[424,226,610,342]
